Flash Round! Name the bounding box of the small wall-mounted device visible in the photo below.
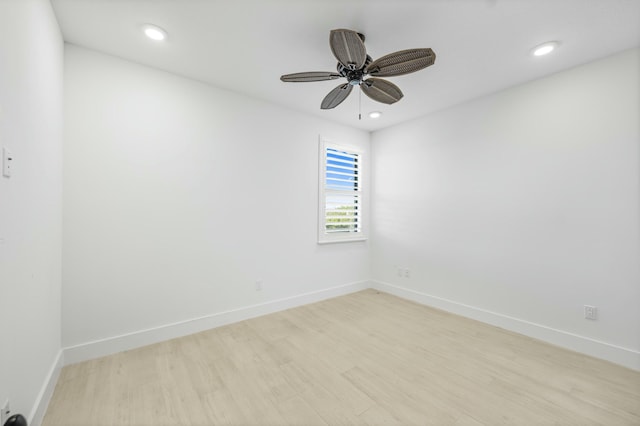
[3,414,27,426]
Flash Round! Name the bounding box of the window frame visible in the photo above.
[318,136,367,244]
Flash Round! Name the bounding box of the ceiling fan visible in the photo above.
[280,29,436,111]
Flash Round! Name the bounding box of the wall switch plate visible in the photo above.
[584,305,598,320]
[3,147,12,177]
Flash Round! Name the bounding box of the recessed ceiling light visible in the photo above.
[143,24,167,41]
[369,111,382,119]
[532,41,559,57]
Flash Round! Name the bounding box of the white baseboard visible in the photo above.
[371,280,640,371]
[28,349,64,426]
[64,280,370,366]
[62,279,639,371]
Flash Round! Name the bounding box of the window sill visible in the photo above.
[317,237,368,245]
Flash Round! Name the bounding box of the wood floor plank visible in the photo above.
[43,290,640,425]
[275,395,329,426]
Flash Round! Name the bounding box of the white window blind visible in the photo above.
[318,138,366,243]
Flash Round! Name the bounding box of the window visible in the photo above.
[318,137,366,243]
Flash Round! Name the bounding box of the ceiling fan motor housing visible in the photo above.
[338,55,372,85]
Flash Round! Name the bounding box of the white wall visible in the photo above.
[371,48,640,369]
[63,45,370,353]
[0,0,64,423]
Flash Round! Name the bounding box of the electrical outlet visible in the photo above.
[395,266,402,277]
[404,268,411,278]
[255,280,263,291]
[1,399,10,424]
[584,305,597,320]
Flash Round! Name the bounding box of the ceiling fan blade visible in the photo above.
[280,71,342,82]
[366,48,436,77]
[321,83,353,109]
[361,78,403,104]
[329,29,367,70]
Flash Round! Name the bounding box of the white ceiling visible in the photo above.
[51,0,640,132]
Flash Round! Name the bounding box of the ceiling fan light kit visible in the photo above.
[281,29,436,111]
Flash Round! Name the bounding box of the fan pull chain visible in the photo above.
[358,86,362,120]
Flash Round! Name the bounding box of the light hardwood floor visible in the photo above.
[43,290,640,425]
